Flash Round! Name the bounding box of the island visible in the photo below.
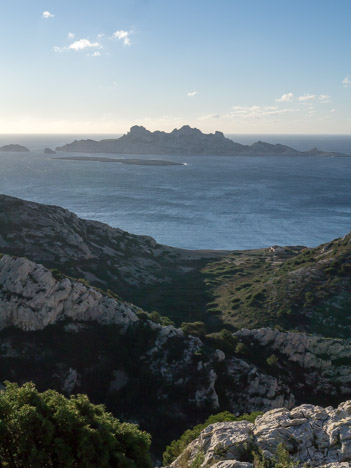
[0,144,29,152]
[56,125,350,157]
[53,156,184,166]
[44,147,56,154]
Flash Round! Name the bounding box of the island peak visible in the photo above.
[56,126,350,157]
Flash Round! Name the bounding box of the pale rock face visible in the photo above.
[0,255,139,331]
[168,401,351,467]
[235,328,351,396]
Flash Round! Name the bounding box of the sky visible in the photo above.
[0,0,350,134]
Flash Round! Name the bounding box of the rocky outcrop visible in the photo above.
[0,254,139,331]
[0,144,29,152]
[235,328,351,398]
[168,401,351,467]
[56,126,350,157]
[44,147,56,154]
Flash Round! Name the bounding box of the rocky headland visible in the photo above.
[55,126,350,157]
[0,144,29,152]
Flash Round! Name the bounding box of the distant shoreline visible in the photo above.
[53,156,185,166]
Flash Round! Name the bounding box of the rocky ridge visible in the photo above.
[55,126,350,157]
[167,400,351,467]
[0,254,139,331]
[0,194,223,324]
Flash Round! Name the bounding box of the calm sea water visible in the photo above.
[0,134,351,250]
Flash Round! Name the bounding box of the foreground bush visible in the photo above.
[0,381,152,468]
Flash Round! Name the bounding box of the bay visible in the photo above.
[0,134,350,250]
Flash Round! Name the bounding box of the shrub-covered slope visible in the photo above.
[204,234,351,337]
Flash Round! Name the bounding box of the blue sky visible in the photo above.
[0,0,350,133]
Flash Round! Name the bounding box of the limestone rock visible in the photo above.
[168,401,351,467]
[0,254,139,331]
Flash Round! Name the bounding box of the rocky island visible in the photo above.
[44,147,56,154]
[0,144,29,152]
[56,125,350,157]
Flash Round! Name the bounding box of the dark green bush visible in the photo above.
[0,382,152,468]
[181,321,206,337]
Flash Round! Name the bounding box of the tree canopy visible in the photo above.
[0,381,152,468]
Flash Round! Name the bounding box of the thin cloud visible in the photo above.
[187,91,198,97]
[342,76,351,88]
[42,11,54,19]
[318,94,331,103]
[229,105,295,118]
[199,114,220,120]
[113,30,131,46]
[276,92,294,102]
[298,94,316,102]
[88,51,101,57]
[68,32,75,39]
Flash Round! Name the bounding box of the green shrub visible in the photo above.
[149,310,162,324]
[266,354,279,367]
[149,311,174,327]
[181,321,206,337]
[235,342,249,355]
[253,443,297,467]
[0,381,152,468]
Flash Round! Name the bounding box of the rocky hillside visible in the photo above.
[55,125,349,157]
[0,194,223,327]
[1,194,351,338]
[0,252,351,457]
[166,400,351,467]
[204,233,351,338]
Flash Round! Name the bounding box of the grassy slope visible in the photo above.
[201,233,351,337]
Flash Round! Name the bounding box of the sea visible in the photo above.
[1,134,351,251]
